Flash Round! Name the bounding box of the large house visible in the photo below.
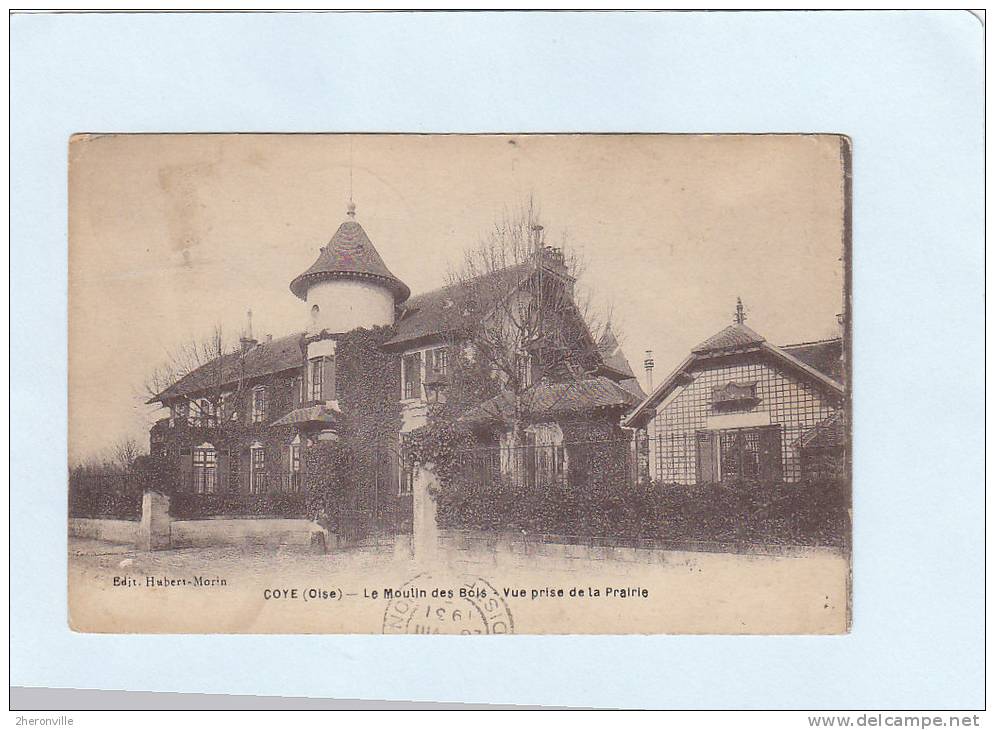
[147,204,643,507]
[623,302,847,485]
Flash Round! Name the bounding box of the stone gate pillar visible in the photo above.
[139,491,171,551]
[412,462,440,564]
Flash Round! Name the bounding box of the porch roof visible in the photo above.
[270,404,340,427]
[461,376,640,426]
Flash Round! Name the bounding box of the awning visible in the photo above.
[270,404,340,427]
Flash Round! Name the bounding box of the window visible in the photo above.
[696,426,782,483]
[193,398,215,427]
[289,442,302,492]
[399,464,415,496]
[192,446,217,494]
[309,357,336,401]
[293,376,303,407]
[251,386,268,423]
[402,352,422,400]
[431,347,449,376]
[219,392,234,422]
[173,402,188,424]
[711,381,759,411]
[310,304,320,323]
[309,357,323,401]
[250,446,267,494]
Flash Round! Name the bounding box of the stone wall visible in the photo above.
[435,528,842,572]
[69,518,140,544]
[170,518,329,549]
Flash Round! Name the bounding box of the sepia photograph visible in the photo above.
[67,133,851,635]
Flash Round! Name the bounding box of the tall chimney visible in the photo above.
[240,308,258,353]
[644,350,655,391]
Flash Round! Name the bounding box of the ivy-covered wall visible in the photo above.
[302,326,405,537]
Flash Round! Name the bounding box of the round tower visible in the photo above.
[289,203,410,384]
[290,202,410,335]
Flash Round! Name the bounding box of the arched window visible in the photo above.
[311,304,320,324]
[192,442,217,494]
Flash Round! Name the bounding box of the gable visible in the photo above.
[655,353,838,431]
[624,341,843,430]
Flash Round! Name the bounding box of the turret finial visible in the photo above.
[347,200,356,219]
[734,297,747,325]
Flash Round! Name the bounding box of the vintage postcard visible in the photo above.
[68,133,851,634]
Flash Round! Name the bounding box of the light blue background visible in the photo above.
[10,10,984,709]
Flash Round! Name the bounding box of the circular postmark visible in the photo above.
[382,572,514,635]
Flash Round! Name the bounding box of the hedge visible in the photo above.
[434,476,850,548]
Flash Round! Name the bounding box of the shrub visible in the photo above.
[433,473,850,548]
[169,492,309,520]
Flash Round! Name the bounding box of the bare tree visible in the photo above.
[144,322,254,439]
[112,436,141,472]
[440,200,616,448]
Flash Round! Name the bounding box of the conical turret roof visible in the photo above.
[290,208,410,303]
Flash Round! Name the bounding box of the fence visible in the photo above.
[452,438,634,490]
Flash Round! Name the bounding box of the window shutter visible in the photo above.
[178,450,193,493]
[321,356,336,401]
[759,426,783,482]
[696,431,718,484]
[217,450,230,492]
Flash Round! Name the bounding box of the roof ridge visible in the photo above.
[781,336,843,348]
[403,261,533,305]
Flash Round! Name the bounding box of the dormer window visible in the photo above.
[711,381,759,410]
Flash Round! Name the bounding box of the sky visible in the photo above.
[68,134,846,464]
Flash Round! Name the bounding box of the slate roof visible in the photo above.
[691,323,766,353]
[384,263,532,348]
[797,411,846,449]
[289,219,410,303]
[782,338,845,384]
[462,376,641,425]
[617,377,647,400]
[597,326,636,379]
[148,332,304,404]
